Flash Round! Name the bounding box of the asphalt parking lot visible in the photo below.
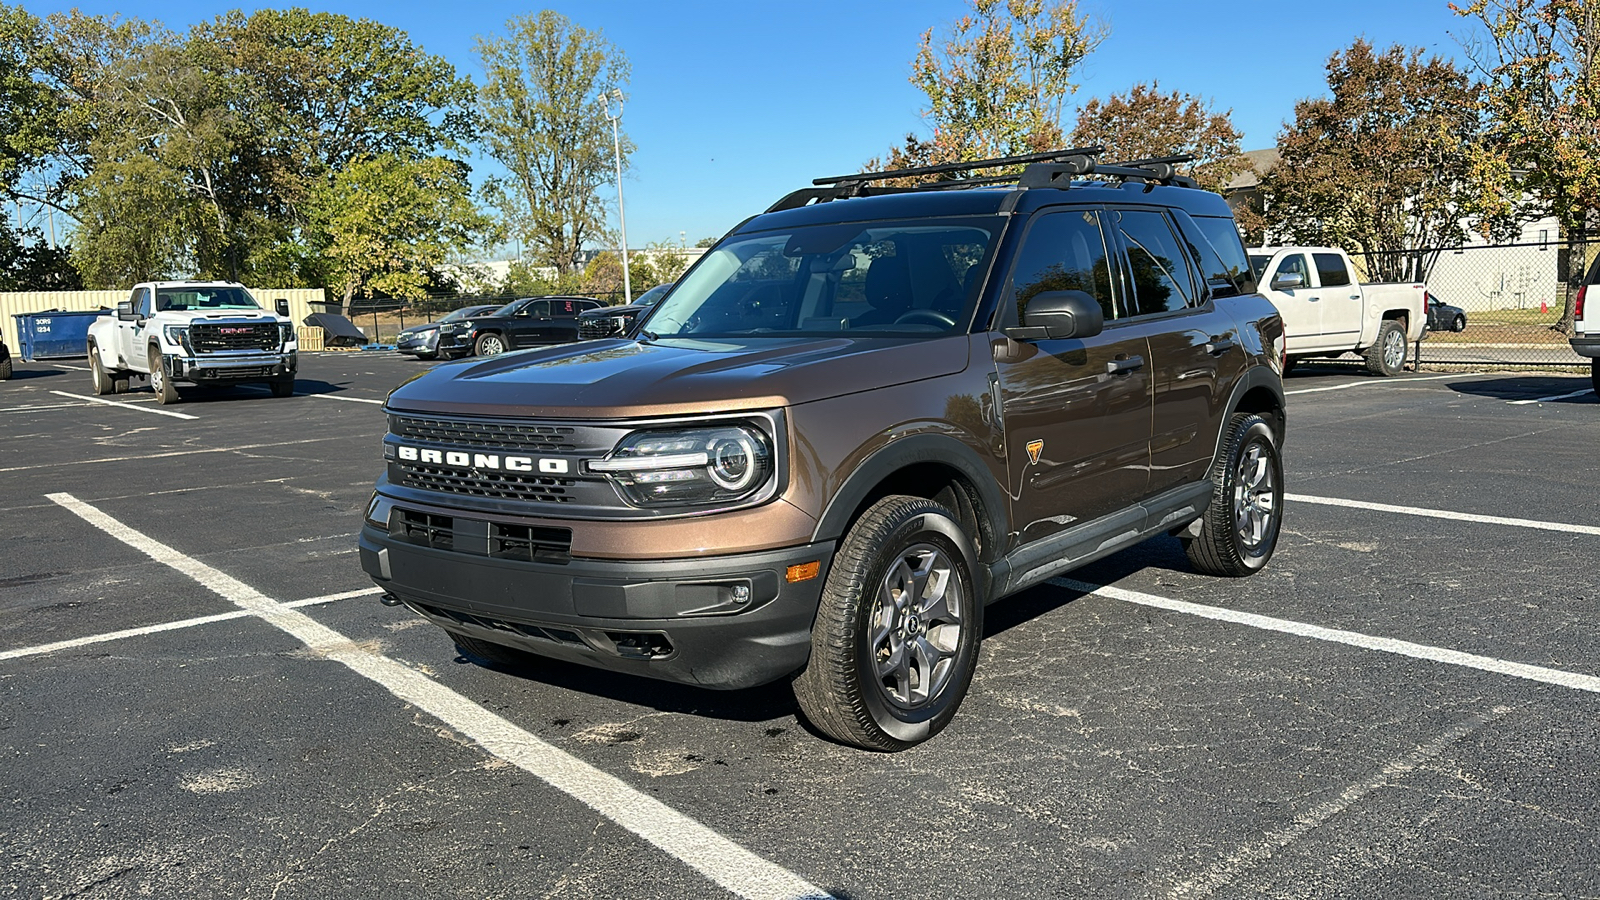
[3,352,1597,900]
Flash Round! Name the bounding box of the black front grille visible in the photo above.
[492,522,572,563]
[190,323,278,353]
[390,415,577,453]
[415,603,589,648]
[398,510,454,551]
[578,317,625,339]
[396,463,576,503]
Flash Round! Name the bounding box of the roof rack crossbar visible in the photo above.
[814,146,1104,187]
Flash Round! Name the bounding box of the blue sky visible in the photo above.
[29,0,1478,254]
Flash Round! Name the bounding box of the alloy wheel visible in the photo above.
[870,543,965,709]
[1233,440,1277,553]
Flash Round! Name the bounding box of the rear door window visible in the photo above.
[1313,253,1352,287]
[1115,209,1198,317]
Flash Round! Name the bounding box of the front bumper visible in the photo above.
[359,523,833,690]
[396,330,439,355]
[1570,334,1600,359]
[168,350,296,383]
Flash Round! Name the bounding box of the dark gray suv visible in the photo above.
[360,148,1289,751]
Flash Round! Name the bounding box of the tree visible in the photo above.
[1455,0,1600,331]
[873,0,1106,175]
[476,12,629,276]
[1069,82,1248,191]
[0,222,81,290]
[1259,40,1483,282]
[306,154,493,309]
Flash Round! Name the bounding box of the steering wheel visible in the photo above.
[894,309,957,328]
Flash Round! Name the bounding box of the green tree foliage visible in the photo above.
[306,154,492,308]
[0,222,81,290]
[874,0,1106,174]
[1259,40,1483,282]
[477,12,629,276]
[1455,0,1600,330]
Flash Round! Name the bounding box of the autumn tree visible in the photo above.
[1455,0,1600,331]
[477,12,629,276]
[1259,40,1483,282]
[1069,82,1247,190]
[873,0,1106,175]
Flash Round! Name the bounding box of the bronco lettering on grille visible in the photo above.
[396,444,570,474]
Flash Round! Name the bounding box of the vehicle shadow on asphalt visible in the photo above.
[1446,375,1596,401]
[2,367,68,380]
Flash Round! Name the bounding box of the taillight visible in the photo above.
[1577,285,1587,320]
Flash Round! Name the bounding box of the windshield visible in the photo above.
[155,286,261,311]
[1249,254,1272,280]
[640,217,1000,339]
[489,299,525,317]
[635,283,671,307]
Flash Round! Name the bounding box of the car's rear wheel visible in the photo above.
[446,629,540,670]
[1591,358,1599,396]
[1364,319,1407,376]
[1452,314,1466,332]
[1184,412,1284,578]
[148,348,181,404]
[90,350,115,395]
[474,332,506,356]
[792,495,982,751]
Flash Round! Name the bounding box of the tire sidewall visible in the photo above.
[1223,418,1284,572]
[846,505,983,745]
[476,333,505,356]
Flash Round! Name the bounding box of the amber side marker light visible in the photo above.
[786,561,820,583]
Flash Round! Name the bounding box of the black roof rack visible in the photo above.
[767,149,1200,212]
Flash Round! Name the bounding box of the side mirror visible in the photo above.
[1006,290,1105,341]
[275,298,290,317]
[1270,272,1304,291]
[116,301,135,322]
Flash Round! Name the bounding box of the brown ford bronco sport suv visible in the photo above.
[360,148,1288,751]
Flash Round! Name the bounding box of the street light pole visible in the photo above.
[603,89,631,304]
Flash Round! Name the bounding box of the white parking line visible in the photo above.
[53,363,89,371]
[1288,493,1600,536]
[49,390,198,420]
[307,393,385,405]
[0,437,341,473]
[1509,388,1594,405]
[1284,373,1465,395]
[0,403,87,414]
[1053,578,1600,695]
[44,492,827,900]
[0,588,381,662]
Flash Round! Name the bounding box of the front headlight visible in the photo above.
[279,323,295,345]
[589,424,773,508]
[162,325,191,353]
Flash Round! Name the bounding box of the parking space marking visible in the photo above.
[1509,388,1594,405]
[45,492,828,900]
[52,363,88,371]
[0,588,381,662]
[1288,492,1600,536]
[307,393,385,405]
[49,390,199,420]
[1285,373,1466,396]
[0,403,87,414]
[1169,705,1511,899]
[0,437,341,473]
[1054,578,1600,695]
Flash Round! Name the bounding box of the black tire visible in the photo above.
[149,348,181,404]
[90,350,115,395]
[1364,319,1408,376]
[1282,355,1299,375]
[474,332,506,356]
[1591,358,1599,396]
[792,495,983,752]
[1452,314,1466,332]
[447,630,539,670]
[269,376,295,397]
[0,356,10,380]
[1183,413,1284,578]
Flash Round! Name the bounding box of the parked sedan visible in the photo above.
[435,295,603,357]
[1426,292,1467,332]
[395,304,499,359]
[576,282,674,340]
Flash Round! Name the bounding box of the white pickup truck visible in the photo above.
[1575,256,1599,395]
[85,281,298,404]
[1248,246,1427,376]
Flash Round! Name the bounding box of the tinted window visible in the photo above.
[1313,253,1352,287]
[1003,209,1116,327]
[523,301,548,317]
[1180,213,1255,297]
[1117,209,1195,317]
[1273,253,1310,288]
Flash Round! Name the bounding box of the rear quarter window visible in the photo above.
[1189,215,1258,295]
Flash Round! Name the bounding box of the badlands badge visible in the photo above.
[1025,439,1044,465]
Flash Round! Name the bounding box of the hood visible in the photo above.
[385,334,972,418]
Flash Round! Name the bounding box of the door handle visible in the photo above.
[1349,294,1361,300]
[1205,337,1237,355]
[1105,355,1144,375]
[1307,295,1321,302]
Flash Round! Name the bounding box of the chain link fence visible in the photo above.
[1349,239,1593,370]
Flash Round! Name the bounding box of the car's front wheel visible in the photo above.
[792,495,982,751]
[474,332,506,356]
[1184,413,1284,577]
[1452,314,1466,332]
[148,348,181,404]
